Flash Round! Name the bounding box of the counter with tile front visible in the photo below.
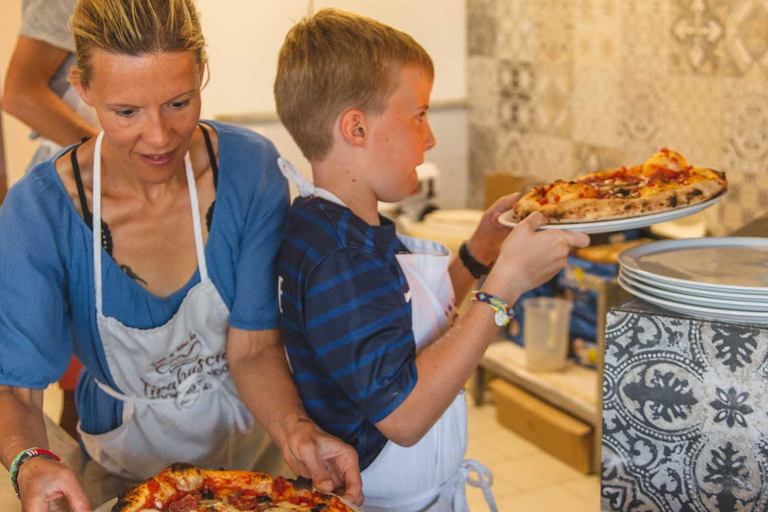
[601,299,768,511]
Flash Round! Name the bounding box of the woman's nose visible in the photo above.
[143,113,171,147]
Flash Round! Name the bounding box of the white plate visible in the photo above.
[497,193,725,233]
[619,237,768,292]
[618,275,768,325]
[619,270,768,311]
[620,265,768,300]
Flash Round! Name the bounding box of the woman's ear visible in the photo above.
[68,67,93,107]
[338,109,368,148]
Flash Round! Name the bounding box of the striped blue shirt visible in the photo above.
[278,197,416,470]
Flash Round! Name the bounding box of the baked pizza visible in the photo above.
[511,148,726,223]
[111,463,357,512]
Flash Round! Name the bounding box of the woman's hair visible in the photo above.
[71,0,207,85]
[274,8,434,162]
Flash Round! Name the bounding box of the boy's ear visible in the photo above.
[338,109,368,148]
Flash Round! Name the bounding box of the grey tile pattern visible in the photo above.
[601,304,768,512]
[467,0,768,232]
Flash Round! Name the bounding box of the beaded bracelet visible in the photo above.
[10,447,61,498]
[471,291,514,326]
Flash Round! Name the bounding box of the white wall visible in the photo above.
[1,0,468,205]
[196,0,466,118]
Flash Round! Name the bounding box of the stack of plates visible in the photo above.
[617,238,768,325]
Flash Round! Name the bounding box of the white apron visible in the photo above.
[277,159,497,512]
[77,132,271,481]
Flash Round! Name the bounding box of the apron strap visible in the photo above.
[277,157,347,205]
[457,459,498,512]
[92,133,209,312]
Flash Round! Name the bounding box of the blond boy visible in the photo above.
[274,9,588,511]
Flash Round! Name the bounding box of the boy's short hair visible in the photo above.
[274,8,434,162]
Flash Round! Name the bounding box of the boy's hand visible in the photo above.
[483,212,590,303]
[281,419,363,505]
[465,193,520,265]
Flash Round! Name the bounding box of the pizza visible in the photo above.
[511,148,727,223]
[111,463,357,512]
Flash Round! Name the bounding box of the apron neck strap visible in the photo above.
[92,132,208,313]
[277,157,347,207]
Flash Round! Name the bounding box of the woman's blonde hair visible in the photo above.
[71,0,207,85]
[274,8,434,162]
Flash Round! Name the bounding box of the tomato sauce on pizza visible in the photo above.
[512,148,727,223]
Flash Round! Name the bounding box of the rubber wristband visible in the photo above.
[459,241,493,279]
[10,447,61,498]
[471,290,514,326]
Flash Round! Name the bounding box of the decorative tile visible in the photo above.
[669,0,733,76]
[572,71,621,148]
[468,57,500,128]
[574,144,630,175]
[661,75,728,168]
[618,75,669,153]
[495,129,530,176]
[532,0,575,73]
[620,0,671,75]
[725,0,768,77]
[517,133,577,183]
[469,125,499,208]
[534,69,572,138]
[574,0,622,72]
[468,0,498,57]
[496,0,534,61]
[602,306,768,512]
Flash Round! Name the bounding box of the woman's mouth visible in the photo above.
[140,150,176,166]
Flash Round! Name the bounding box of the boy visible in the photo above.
[274,9,589,511]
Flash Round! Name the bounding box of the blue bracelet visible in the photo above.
[471,291,514,326]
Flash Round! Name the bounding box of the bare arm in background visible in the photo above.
[2,36,97,146]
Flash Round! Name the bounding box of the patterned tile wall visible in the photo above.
[467,0,768,234]
[602,300,768,511]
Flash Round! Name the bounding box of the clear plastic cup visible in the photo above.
[523,297,573,372]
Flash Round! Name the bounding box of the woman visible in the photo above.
[0,0,361,510]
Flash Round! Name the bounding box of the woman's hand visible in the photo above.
[280,419,363,506]
[465,193,520,265]
[17,457,91,512]
[482,211,590,303]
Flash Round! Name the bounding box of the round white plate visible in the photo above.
[620,265,768,300]
[619,270,768,311]
[497,193,725,233]
[618,237,768,292]
[618,275,768,325]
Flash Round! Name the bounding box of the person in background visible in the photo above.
[274,9,590,511]
[0,1,362,511]
[2,0,100,439]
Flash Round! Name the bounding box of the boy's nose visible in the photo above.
[424,125,436,151]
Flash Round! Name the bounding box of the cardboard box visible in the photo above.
[489,378,593,473]
[484,174,537,209]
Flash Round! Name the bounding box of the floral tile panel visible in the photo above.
[601,299,768,512]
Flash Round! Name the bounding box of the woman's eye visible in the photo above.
[116,109,136,117]
[170,100,190,109]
